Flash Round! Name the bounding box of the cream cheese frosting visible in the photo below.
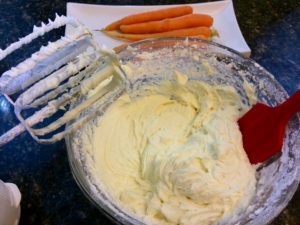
[87,75,257,225]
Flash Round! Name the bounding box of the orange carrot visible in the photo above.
[104,6,193,31]
[113,43,129,52]
[105,21,123,31]
[120,14,213,34]
[102,26,212,41]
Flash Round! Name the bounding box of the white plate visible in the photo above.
[66,0,251,57]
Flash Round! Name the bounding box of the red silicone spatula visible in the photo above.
[238,90,300,164]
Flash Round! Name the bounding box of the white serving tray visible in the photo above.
[67,0,251,57]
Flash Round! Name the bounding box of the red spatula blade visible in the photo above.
[238,103,285,164]
[238,90,300,164]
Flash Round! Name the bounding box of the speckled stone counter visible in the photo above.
[0,0,299,224]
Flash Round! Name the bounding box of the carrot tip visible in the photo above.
[100,29,109,34]
[211,28,220,37]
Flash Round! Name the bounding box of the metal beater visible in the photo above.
[0,15,128,146]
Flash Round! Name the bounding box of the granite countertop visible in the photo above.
[0,0,299,224]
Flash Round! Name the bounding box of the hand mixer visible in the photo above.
[0,15,128,146]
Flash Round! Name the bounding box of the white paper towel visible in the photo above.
[0,180,21,225]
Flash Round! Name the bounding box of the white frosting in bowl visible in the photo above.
[83,74,256,225]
